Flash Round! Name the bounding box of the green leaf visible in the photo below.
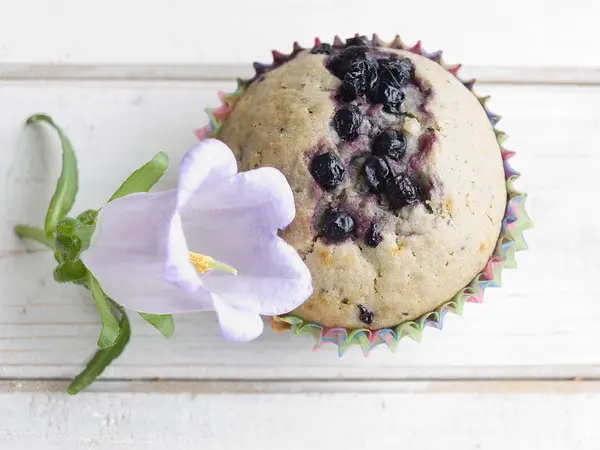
[26,114,78,238]
[88,273,120,349]
[53,259,87,284]
[67,308,131,395]
[139,313,175,339]
[76,209,98,227]
[14,225,54,249]
[108,152,169,202]
[51,215,97,284]
[54,217,83,261]
[54,216,96,263]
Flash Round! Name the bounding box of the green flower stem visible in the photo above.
[88,273,120,349]
[67,308,131,395]
[14,225,55,249]
[26,114,78,237]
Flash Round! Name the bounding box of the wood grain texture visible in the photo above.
[1,0,599,69]
[0,80,597,380]
[1,381,599,450]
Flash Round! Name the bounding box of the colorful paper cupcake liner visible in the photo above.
[197,34,532,356]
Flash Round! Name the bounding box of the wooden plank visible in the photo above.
[2,63,600,85]
[0,80,597,380]
[0,0,599,70]
[1,381,599,449]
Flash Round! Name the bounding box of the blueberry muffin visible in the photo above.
[217,36,506,330]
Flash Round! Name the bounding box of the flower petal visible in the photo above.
[201,236,312,316]
[81,191,214,314]
[84,252,214,314]
[176,165,312,316]
[213,295,264,342]
[164,139,238,292]
[87,190,176,255]
[175,138,238,207]
[181,166,296,247]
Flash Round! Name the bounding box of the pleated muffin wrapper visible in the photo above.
[197,34,533,356]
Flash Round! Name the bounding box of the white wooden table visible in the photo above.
[1,1,599,448]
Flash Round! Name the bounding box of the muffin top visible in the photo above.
[217,37,507,329]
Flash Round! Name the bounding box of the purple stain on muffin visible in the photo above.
[411,76,436,121]
[409,131,437,172]
[366,104,384,117]
[339,135,371,156]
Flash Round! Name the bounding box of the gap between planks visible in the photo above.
[0,379,596,395]
[2,64,600,86]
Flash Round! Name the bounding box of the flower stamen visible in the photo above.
[189,252,238,275]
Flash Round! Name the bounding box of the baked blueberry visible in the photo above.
[310,152,345,190]
[339,59,379,102]
[322,210,355,241]
[357,305,375,325]
[311,43,334,55]
[364,223,383,247]
[363,155,391,193]
[385,173,419,209]
[333,106,362,141]
[377,82,405,114]
[373,130,407,161]
[378,56,413,86]
[328,46,369,79]
[345,35,370,47]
